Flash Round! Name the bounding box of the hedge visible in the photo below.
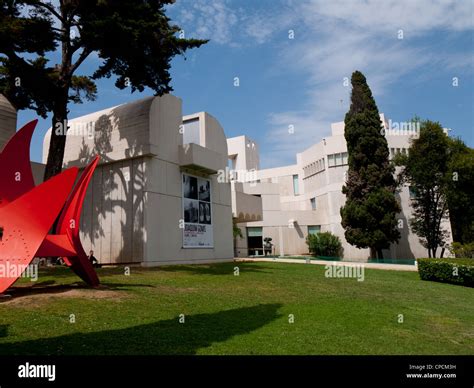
[417,258,474,287]
[306,232,343,258]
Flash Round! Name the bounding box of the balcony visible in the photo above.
[179,143,225,175]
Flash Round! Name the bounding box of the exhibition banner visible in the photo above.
[182,174,213,248]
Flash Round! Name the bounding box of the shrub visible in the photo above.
[417,258,474,287]
[449,242,474,258]
[306,232,343,258]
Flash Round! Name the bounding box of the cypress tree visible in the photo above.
[340,71,400,259]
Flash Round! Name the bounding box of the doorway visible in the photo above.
[247,227,263,256]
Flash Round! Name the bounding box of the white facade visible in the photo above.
[42,95,234,266]
[230,114,453,261]
[0,93,454,263]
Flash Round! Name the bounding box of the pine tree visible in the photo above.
[340,71,400,259]
[0,1,207,181]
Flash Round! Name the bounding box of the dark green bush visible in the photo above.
[417,258,474,287]
[306,232,343,258]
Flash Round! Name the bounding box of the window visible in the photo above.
[182,118,200,145]
[342,152,348,165]
[409,186,417,199]
[310,197,316,210]
[328,153,348,167]
[328,154,335,167]
[292,175,299,195]
[308,225,321,235]
[247,227,263,237]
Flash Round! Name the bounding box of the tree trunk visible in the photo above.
[43,95,68,182]
[44,9,71,182]
[377,249,384,260]
[370,247,376,260]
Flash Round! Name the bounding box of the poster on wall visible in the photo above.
[182,174,213,247]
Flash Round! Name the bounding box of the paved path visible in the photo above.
[236,257,418,272]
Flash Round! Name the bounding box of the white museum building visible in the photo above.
[229,114,453,261]
[0,94,452,264]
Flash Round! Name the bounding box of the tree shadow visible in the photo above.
[385,192,415,261]
[6,281,155,300]
[0,304,283,355]
[0,325,8,338]
[157,262,279,276]
[65,100,149,265]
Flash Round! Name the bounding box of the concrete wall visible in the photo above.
[233,114,453,260]
[0,94,16,149]
[43,94,233,265]
[227,135,260,171]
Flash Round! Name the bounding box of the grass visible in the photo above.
[0,262,472,355]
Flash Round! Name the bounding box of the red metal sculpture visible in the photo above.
[0,120,100,293]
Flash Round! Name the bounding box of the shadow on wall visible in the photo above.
[0,304,283,355]
[65,101,151,264]
[293,223,304,239]
[383,193,415,260]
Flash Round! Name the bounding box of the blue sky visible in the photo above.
[18,0,473,168]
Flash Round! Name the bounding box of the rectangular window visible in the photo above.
[342,152,348,165]
[310,197,316,210]
[409,186,417,199]
[247,227,263,237]
[335,153,342,166]
[292,174,299,195]
[328,154,335,167]
[308,225,321,235]
[182,118,200,145]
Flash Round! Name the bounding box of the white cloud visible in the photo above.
[170,0,297,46]
[302,0,473,34]
[169,0,473,167]
[261,0,474,167]
[170,0,242,45]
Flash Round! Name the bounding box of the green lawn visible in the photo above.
[0,262,472,355]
